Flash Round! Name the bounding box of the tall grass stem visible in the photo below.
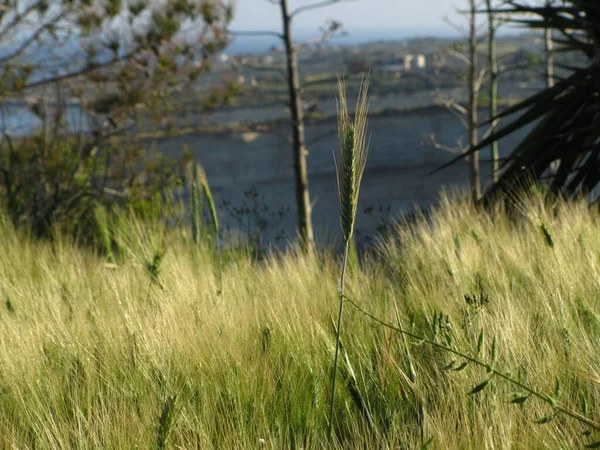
[330,75,370,440]
[329,241,349,437]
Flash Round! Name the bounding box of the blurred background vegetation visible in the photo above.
[0,0,596,252]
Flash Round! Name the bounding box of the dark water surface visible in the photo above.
[148,110,527,246]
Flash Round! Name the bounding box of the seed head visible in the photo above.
[334,76,370,244]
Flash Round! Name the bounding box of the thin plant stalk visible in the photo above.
[329,314,377,433]
[344,296,600,433]
[191,179,203,244]
[186,161,204,245]
[330,241,349,437]
[198,164,222,296]
[329,76,370,438]
[486,0,500,182]
[214,230,223,296]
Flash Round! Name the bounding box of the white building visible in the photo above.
[377,54,426,74]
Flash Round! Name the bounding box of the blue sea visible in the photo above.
[226,26,456,54]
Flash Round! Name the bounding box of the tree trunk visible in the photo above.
[280,0,314,249]
[545,2,555,89]
[486,0,499,183]
[468,0,481,200]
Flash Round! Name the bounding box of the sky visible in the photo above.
[230,0,463,37]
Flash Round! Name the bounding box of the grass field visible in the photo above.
[1,192,600,448]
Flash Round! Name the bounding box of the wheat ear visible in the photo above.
[329,75,370,439]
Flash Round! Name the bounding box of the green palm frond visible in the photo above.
[437,1,600,201]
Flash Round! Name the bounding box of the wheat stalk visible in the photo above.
[329,75,370,439]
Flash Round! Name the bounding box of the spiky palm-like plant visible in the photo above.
[329,76,370,437]
[436,1,600,201]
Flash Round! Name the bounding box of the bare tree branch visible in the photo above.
[422,134,466,155]
[447,49,472,66]
[290,0,349,18]
[475,67,487,93]
[434,94,469,129]
[0,1,41,41]
[21,49,138,90]
[0,12,67,65]
[443,14,466,34]
[227,29,284,40]
[299,22,347,52]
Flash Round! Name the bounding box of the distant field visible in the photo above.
[1,192,600,448]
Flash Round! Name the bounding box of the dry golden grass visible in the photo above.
[0,191,599,448]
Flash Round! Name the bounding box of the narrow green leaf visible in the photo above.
[407,358,417,383]
[540,223,555,249]
[468,378,491,395]
[432,312,439,335]
[452,361,469,372]
[445,333,454,347]
[477,330,484,355]
[421,436,434,449]
[585,442,600,449]
[582,393,589,415]
[534,413,557,424]
[554,378,562,399]
[442,360,457,371]
[491,335,498,363]
[510,394,531,405]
